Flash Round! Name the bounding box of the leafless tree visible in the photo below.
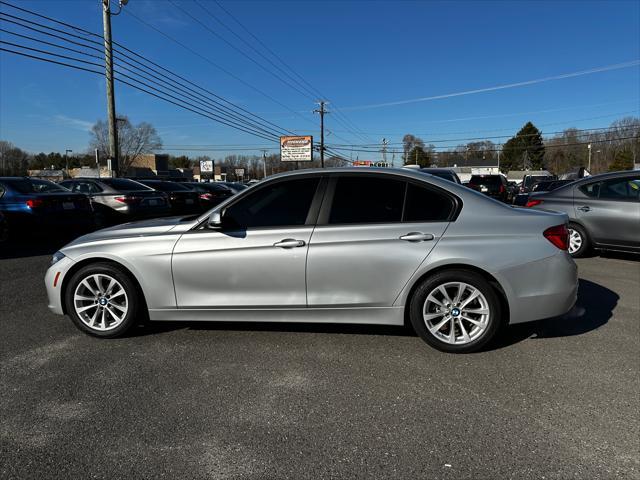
[89,117,162,174]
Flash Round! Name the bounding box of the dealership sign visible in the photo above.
[199,159,213,173]
[280,135,313,162]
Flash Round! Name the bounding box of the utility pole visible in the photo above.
[314,101,327,168]
[587,144,592,173]
[260,149,268,179]
[102,0,127,177]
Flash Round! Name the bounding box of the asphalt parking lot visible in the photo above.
[1,245,638,479]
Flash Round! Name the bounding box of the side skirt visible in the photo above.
[148,306,405,325]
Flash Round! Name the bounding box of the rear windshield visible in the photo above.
[141,181,189,192]
[203,183,232,192]
[2,178,68,194]
[469,175,501,185]
[524,176,553,187]
[101,178,152,191]
[429,171,455,182]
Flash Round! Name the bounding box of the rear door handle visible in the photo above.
[577,206,591,212]
[274,238,306,248]
[399,232,434,242]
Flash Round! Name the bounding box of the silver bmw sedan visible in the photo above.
[45,168,578,353]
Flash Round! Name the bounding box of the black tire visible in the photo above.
[64,262,141,338]
[409,269,502,353]
[567,223,590,258]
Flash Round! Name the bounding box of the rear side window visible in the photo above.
[404,183,454,222]
[224,177,320,228]
[329,176,404,224]
[599,176,640,201]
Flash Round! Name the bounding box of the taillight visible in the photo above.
[499,185,505,193]
[114,196,141,204]
[26,199,44,208]
[544,224,569,250]
[199,193,213,201]
[525,199,543,208]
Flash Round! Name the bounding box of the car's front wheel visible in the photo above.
[409,270,502,353]
[64,263,140,338]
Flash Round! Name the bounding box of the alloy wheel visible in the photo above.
[423,282,490,345]
[73,273,129,331]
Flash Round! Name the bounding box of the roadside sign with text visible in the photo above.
[280,135,313,162]
[235,168,245,176]
[200,160,214,173]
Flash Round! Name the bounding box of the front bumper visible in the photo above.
[499,251,578,324]
[44,255,76,316]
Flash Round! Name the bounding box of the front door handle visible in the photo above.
[577,206,591,212]
[274,238,306,248]
[399,232,434,242]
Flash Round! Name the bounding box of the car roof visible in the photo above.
[419,168,456,173]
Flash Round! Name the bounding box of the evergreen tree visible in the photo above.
[501,122,546,172]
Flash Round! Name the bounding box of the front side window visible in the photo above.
[329,176,405,224]
[404,183,455,222]
[599,176,640,201]
[223,177,319,228]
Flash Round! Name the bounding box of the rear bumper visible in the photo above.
[499,251,578,324]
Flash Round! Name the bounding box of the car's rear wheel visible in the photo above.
[64,263,140,338]
[409,270,502,353]
[567,223,589,258]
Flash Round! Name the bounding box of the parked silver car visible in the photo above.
[45,168,578,353]
[526,170,639,257]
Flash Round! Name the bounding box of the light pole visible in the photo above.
[102,0,128,177]
[65,149,73,175]
[587,144,592,173]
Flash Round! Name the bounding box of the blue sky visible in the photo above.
[0,0,639,161]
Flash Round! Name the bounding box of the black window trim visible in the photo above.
[579,175,640,203]
[316,171,462,227]
[192,172,327,232]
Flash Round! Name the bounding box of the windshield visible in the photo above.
[3,178,68,194]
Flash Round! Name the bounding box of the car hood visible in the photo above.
[64,215,198,247]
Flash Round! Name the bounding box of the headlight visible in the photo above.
[51,251,66,266]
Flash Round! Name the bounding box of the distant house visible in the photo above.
[27,169,66,182]
[506,170,553,183]
[438,158,500,182]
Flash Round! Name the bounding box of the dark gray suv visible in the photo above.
[527,170,639,257]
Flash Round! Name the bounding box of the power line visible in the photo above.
[0,5,302,142]
[122,6,318,131]
[208,0,373,144]
[325,124,640,147]
[325,135,639,155]
[0,40,279,142]
[0,5,295,139]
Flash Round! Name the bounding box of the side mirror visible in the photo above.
[207,212,222,229]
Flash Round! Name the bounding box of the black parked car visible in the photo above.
[136,180,201,215]
[418,168,462,184]
[513,179,574,206]
[467,174,510,202]
[0,211,8,242]
[60,177,170,226]
[219,181,249,194]
[0,177,94,236]
[181,182,234,210]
